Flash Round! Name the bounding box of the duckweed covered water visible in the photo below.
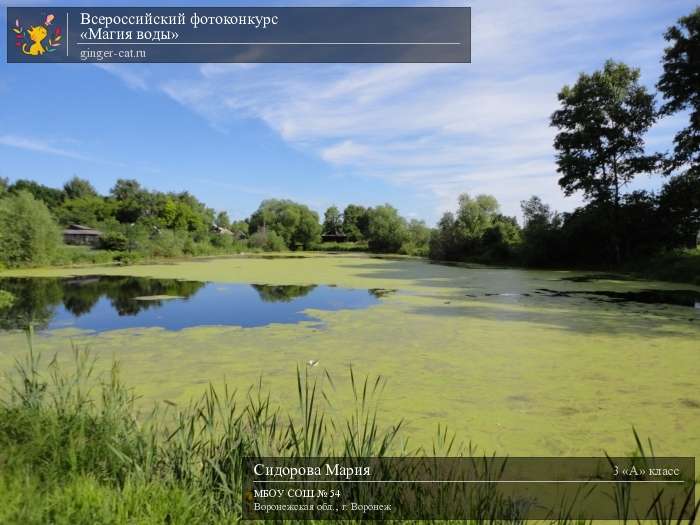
[0,254,698,460]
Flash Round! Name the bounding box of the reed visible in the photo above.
[0,339,697,524]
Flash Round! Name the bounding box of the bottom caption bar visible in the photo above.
[242,456,696,520]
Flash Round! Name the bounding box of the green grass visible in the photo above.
[1,333,697,524]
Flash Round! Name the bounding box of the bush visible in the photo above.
[145,230,185,258]
[0,290,15,309]
[247,229,287,252]
[627,248,700,286]
[50,245,116,266]
[113,252,142,266]
[398,241,429,257]
[0,191,61,267]
[99,232,128,251]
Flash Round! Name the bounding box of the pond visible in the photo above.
[0,276,381,332]
[0,255,698,459]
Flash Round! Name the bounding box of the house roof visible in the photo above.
[63,228,101,236]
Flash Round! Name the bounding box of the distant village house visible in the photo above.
[211,224,247,240]
[63,224,102,246]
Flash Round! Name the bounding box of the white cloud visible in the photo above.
[95,64,150,90]
[99,0,681,222]
[0,134,92,161]
[321,140,371,164]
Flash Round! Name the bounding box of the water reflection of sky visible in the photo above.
[0,277,380,332]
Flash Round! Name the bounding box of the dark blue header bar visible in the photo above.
[7,7,471,63]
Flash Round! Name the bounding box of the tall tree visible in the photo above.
[249,199,321,249]
[322,205,342,234]
[550,60,658,261]
[366,204,408,253]
[342,204,369,241]
[110,179,143,202]
[519,196,562,265]
[456,194,499,240]
[63,176,97,200]
[659,172,700,248]
[657,7,700,176]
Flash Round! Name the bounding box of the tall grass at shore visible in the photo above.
[0,333,697,524]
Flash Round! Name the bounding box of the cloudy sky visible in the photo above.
[0,1,694,224]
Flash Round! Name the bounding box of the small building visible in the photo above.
[212,225,234,235]
[321,232,348,243]
[211,224,247,240]
[63,224,102,246]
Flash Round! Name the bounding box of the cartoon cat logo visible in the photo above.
[11,14,62,56]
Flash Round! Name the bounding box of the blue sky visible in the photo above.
[0,1,695,225]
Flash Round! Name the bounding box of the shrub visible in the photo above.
[99,232,128,251]
[0,191,61,267]
[50,245,116,266]
[113,252,142,266]
[0,290,15,309]
[146,230,184,258]
[247,229,287,252]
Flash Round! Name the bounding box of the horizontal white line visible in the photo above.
[254,480,685,484]
[75,42,462,45]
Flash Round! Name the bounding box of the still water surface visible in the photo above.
[0,276,381,331]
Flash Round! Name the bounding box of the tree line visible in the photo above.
[0,174,432,267]
[431,8,700,267]
[0,7,698,272]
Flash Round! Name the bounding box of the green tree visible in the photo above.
[342,204,370,241]
[551,60,658,262]
[658,172,700,248]
[110,179,143,202]
[57,196,114,226]
[519,196,564,265]
[521,196,555,230]
[366,204,408,253]
[481,215,522,262]
[9,179,64,210]
[429,212,458,260]
[172,191,213,233]
[402,219,431,256]
[111,179,146,223]
[63,177,97,200]
[428,194,504,261]
[215,211,231,230]
[322,205,342,234]
[456,194,500,240]
[295,208,323,248]
[0,191,61,267]
[249,199,320,249]
[230,220,249,237]
[657,7,700,176]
